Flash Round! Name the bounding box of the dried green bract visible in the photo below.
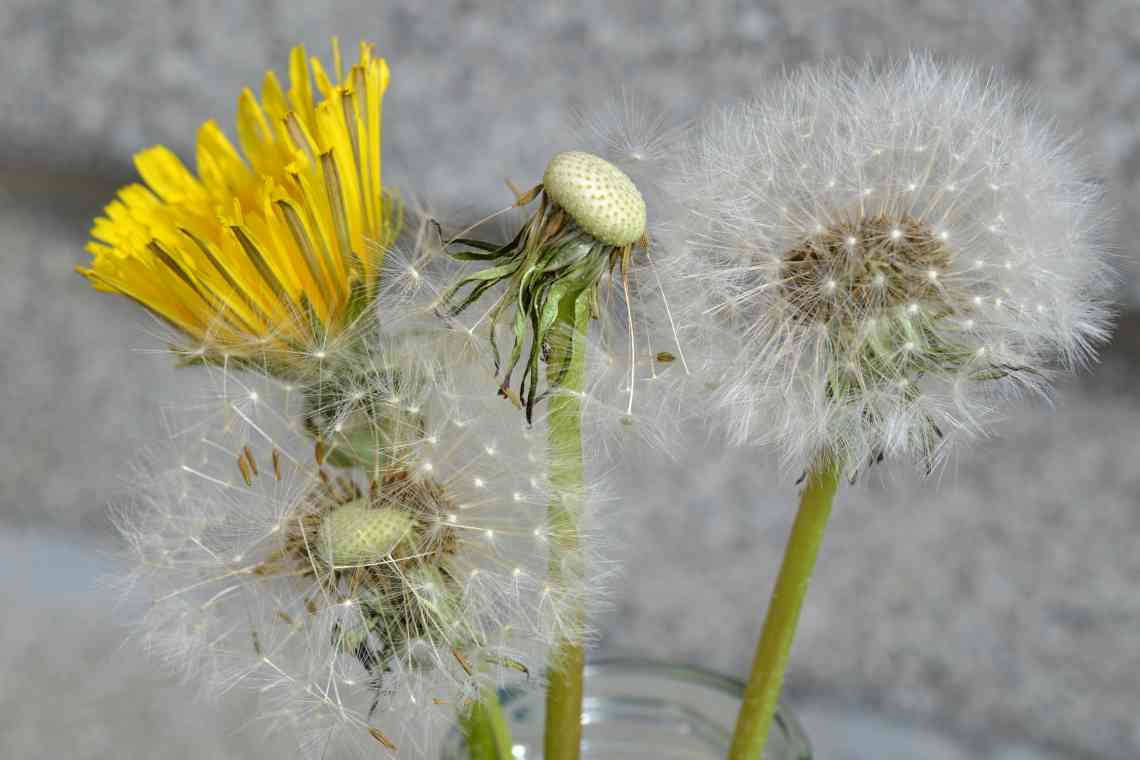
[439,151,647,421]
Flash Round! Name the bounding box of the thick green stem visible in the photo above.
[460,685,513,760]
[543,296,590,760]
[727,458,841,760]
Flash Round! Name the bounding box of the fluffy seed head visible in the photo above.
[543,151,647,246]
[115,330,608,755]
[672,54,1113,475]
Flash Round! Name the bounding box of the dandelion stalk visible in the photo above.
[438,151,648,759]
[728,458,839,760]
[544,296,590,760]
[459,685,513,760]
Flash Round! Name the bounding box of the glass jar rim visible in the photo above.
[582,657,753,698]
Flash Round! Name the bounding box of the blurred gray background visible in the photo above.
[2,1,1139,758]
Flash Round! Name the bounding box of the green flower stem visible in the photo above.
[460,685,513,760]
[728,458,841,760]
[543,295,591,760]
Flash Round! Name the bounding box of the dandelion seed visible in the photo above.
[237,455,253,487]
[368,727,397,751]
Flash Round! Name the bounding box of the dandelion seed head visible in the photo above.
[115,317,609,752]
[670,53,1113,476]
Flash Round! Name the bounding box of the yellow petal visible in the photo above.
[82,39,399,366]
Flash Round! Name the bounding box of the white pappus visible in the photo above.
[113,334,608,758]
[667,54,1114,477]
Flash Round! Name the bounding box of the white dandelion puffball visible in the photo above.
[115,345,601,757]
[675,55,1113,475]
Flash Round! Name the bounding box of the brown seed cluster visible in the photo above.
[780,214,957,325]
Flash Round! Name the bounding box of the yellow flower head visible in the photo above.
[80,39,400,369]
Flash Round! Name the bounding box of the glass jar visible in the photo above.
[441,659,812,759]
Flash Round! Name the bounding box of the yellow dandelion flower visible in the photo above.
[79,39,400,369]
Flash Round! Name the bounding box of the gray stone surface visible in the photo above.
[1,1,1139,291]
[0,532,296,760]
[4,2,1140,759]
[797,703,1068,760]
[0,173,201,535]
